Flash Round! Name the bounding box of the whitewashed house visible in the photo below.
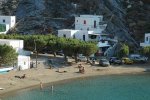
[0,16,16,34]
[140,33,150,47]
[58,15,107,42]
[0,39,31,70]
[58,15,111,55]
[75,15,107,33]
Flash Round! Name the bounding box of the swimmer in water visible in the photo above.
[40,82,43,90]
[51,85,54,92]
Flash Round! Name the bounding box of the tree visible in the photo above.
[141,46,150,57]
[81,42,98,62]
[0,45,18,66]
[35,37,47,52]
[0,34,98,63]
[57,37,69,61]
[21,35,48,52]
[47,37,58,57]
[67,39,82,63]
[118,44,129,58]
[23,35,35,51]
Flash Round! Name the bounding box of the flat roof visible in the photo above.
[0,39,23,42]
[58,29,80,31]
[79,15,103,18]
[0,15,15,17]
[145,33,150,34]
[145,33,150,37]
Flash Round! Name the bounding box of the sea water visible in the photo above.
[3,74,150,100]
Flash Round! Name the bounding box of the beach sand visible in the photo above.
[0,61,149,96]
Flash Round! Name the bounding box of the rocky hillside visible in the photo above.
[0,0,149,48]
[123,0,150,42]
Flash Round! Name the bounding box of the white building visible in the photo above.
[58,15,112,56]
[0,39,31,70]
[75,15,107,33]
[0,16,16,34]
[58,15,107,42]
[140,33,150,47]
[0,39,23,52]
[17,55,30,70]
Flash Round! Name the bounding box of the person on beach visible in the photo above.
[81,67,85,74]
[40,82,43,90]
[78,64,83,72]
[14,74,26,79]
[78,64,85,74]
[79,66,82,73]
[78,64,82,68]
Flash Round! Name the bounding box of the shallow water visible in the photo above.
[0,71,8,74]
[3,74,150,100]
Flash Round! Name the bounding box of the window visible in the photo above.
[146,37,148,42]
[24,62,26,65]
[3,19,5,23]
[84,20,86,24]
[94,20,96,28]
[73,35,76,39]
[63,34,66,38]
[83,35,85,41]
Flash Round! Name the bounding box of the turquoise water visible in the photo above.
[3,74,150,100]
[0,71,8,74]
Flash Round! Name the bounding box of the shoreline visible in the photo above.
[1,72,148,98]
[0,63,150,98]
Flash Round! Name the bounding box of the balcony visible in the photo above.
[97,41,110,48]
[99,21,107,25]
[91,24,107,30]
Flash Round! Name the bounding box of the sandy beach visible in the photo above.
[0,60,150,96]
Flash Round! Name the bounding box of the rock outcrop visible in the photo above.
[124,0,150,42]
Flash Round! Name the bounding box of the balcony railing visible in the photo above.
[99,21,107,25]
[91,24,107,29]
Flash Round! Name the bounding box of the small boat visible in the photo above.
[0,67,13,72]
[0,67,13,74]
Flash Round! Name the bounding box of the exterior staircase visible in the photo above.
[104,43,118,58]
